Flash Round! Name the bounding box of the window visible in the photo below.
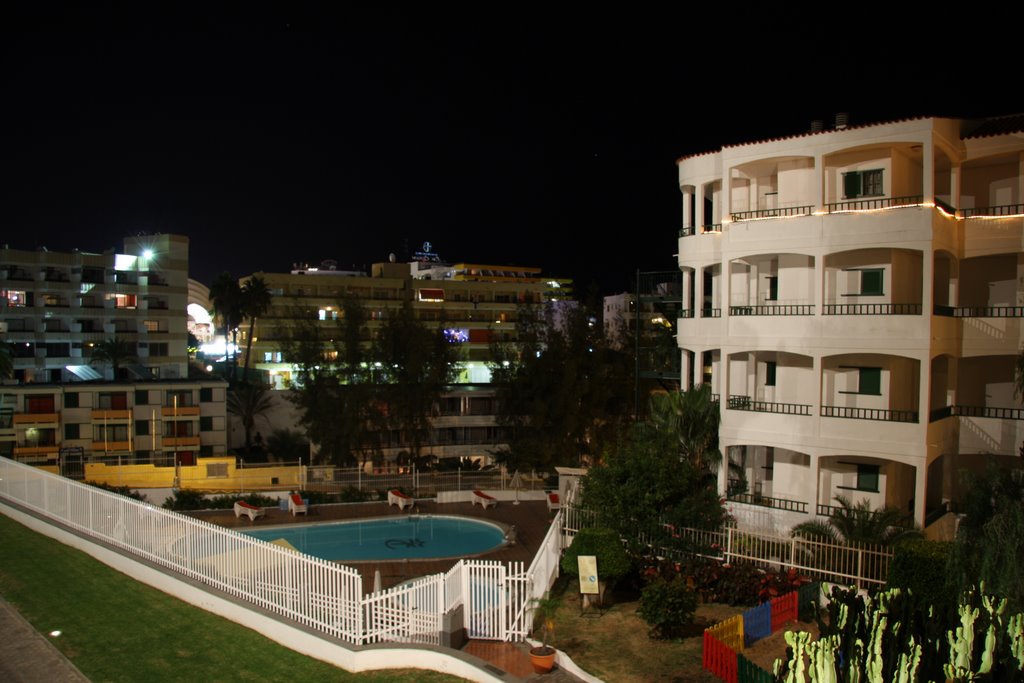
[765,361,777,387]
[200,388,213,402]
[135,390,149,405]
[200,445,215,457]
[143,320,164,333]
[3,290,28,306]
[95,424,129,442]
[857,464,880,492]
[840,366,882,395]
[200,416,213,431]
[149,342,169,357]
[97,392,128,410]
[206,463,228,478]
[64,392,79,408]
[64,423,80,439]
[842,169,884,198]
[136,420,149,436]
[843,268,884,296]
[766,276,778,302]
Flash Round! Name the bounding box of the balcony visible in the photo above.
[729,305,814,316]
[933,305,1024,318]
[730,205,813,221]
[162,406,200,417]
[13,413,59,425]
[824,195,924,213]
[91,441,132,453]
[930,405,1024,422]
[91,410,132,421]
[727,492,808,514]
[962,203,1024,218]
[163,436,201,448]
[679,224,723,237]
[820,405,918,423]
[727,395,812,416]
[823,303,922,315]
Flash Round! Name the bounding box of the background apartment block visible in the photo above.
[676,114,1024,532]
[1,234,190,382]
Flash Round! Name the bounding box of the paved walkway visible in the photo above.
[0,595,90,683]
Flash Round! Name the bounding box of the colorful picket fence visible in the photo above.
[703,584,818,683]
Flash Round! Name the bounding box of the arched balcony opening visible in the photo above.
[821,353,920,423]
[817,455,917,520]
[823,142,924,212]
[729,156,815,221]
[932,250,959,312]
[933,146,956,213]
[726,444,812,513]
[680,180,725,235]
[727,351,815,416]
[960,152,1023,218]
[823,248,923,316]
[955,355,1024,456]
[728,253,815,315]
[951,254,1023,317]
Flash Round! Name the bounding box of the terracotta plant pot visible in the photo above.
[529,645,556,674]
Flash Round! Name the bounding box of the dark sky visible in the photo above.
[2,6,1020,297]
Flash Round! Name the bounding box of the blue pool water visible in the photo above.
[241,515,506,562]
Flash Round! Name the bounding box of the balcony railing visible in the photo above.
[728,492,808,514]
[933,305,1024,318]
[817,502,915,528]
[825,195,924,213]
[823,303,921,315]
[729,304,814,316]
[679,310,694,319]
[701,308,721,318]
[730,205,813,221]
[727,395,812,415]
[934,197,956,215]
[962,203,1024,218]
[954,405,1024,420]
[821,405,918,423]
[680,224,723,236]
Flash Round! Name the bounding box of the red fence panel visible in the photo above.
[703,630,738,683]
[770,591,798,632]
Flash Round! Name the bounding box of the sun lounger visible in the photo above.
[546,492,561,511]
[233,500,265,522]
[288,493,308,516]
[388,489,414,510]
[472,490,497,509]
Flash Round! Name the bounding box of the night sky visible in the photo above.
[2,6,1019,297]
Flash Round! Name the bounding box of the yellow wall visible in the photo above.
[84,457,304,491]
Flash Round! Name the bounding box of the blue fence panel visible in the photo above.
[742,601,771,646]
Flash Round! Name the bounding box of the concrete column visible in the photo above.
[696,183,706,229]
[913,463,927,528]
[682,186,693,230]
[950,162,961,211]
[814,152,824,212]
[922,138,935,203]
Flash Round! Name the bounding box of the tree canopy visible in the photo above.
[489,302,632,470]
[89,337,137,380]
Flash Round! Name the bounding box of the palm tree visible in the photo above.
[239,275,272,383]
[226,384,274,456]
[791,495,921,546]
[648,384,722,472]
[90,338,137,380]
[209,272,243,380]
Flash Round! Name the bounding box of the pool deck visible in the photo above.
[189,498,558,593]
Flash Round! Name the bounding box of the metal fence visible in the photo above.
[562,504,892,588]
[305,466,552,496]
[0,456,563,645]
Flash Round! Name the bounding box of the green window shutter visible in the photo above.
[860,269,884,295]
[857,464,880,491]
[843,171,861,199]
[859,367,882,395]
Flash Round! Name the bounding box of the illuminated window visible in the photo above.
[3,290,28,306]
[109,294,137,309]
[842,169,884,198]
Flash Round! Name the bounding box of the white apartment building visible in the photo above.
[676,114,1024,532]
[1,234,190,382]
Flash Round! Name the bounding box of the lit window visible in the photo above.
[842,169,884,199]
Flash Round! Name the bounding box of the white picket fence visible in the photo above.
[0,456,564,645]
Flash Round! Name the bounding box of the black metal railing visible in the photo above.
[962,203,1024,218]
[729,304,814,316]
[934,197,957,214]
[823,303,921,315]
[929,405,954,422]
[701,308,721,318]
[730,205,813,221]
[679,310,694,319]
[710,393,720,404]
[728,395,812,415]
[821,405,918,423]
[679,226,694,237]
[825,195,924,213]
[702,223,723,233]
[729,492,808,514]
[950,405,1024,420]
[933,305,1024,318]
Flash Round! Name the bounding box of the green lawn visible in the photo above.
[0,512,464,683]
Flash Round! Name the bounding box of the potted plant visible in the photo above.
[529,595,560,674]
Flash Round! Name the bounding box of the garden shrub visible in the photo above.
[887,538,954,614]
[560,527,631,583]
[162,489,209,510]
[337,486,371,503]
[85,481,148,502]
[637,575,697,639]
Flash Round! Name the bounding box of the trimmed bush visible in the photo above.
[638,575,697,639]
[560,527,631,583]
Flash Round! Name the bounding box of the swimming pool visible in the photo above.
[240,515,507,562]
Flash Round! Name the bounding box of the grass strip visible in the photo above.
[0,512,462,682]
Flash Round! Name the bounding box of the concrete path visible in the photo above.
[0,595,90,682]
